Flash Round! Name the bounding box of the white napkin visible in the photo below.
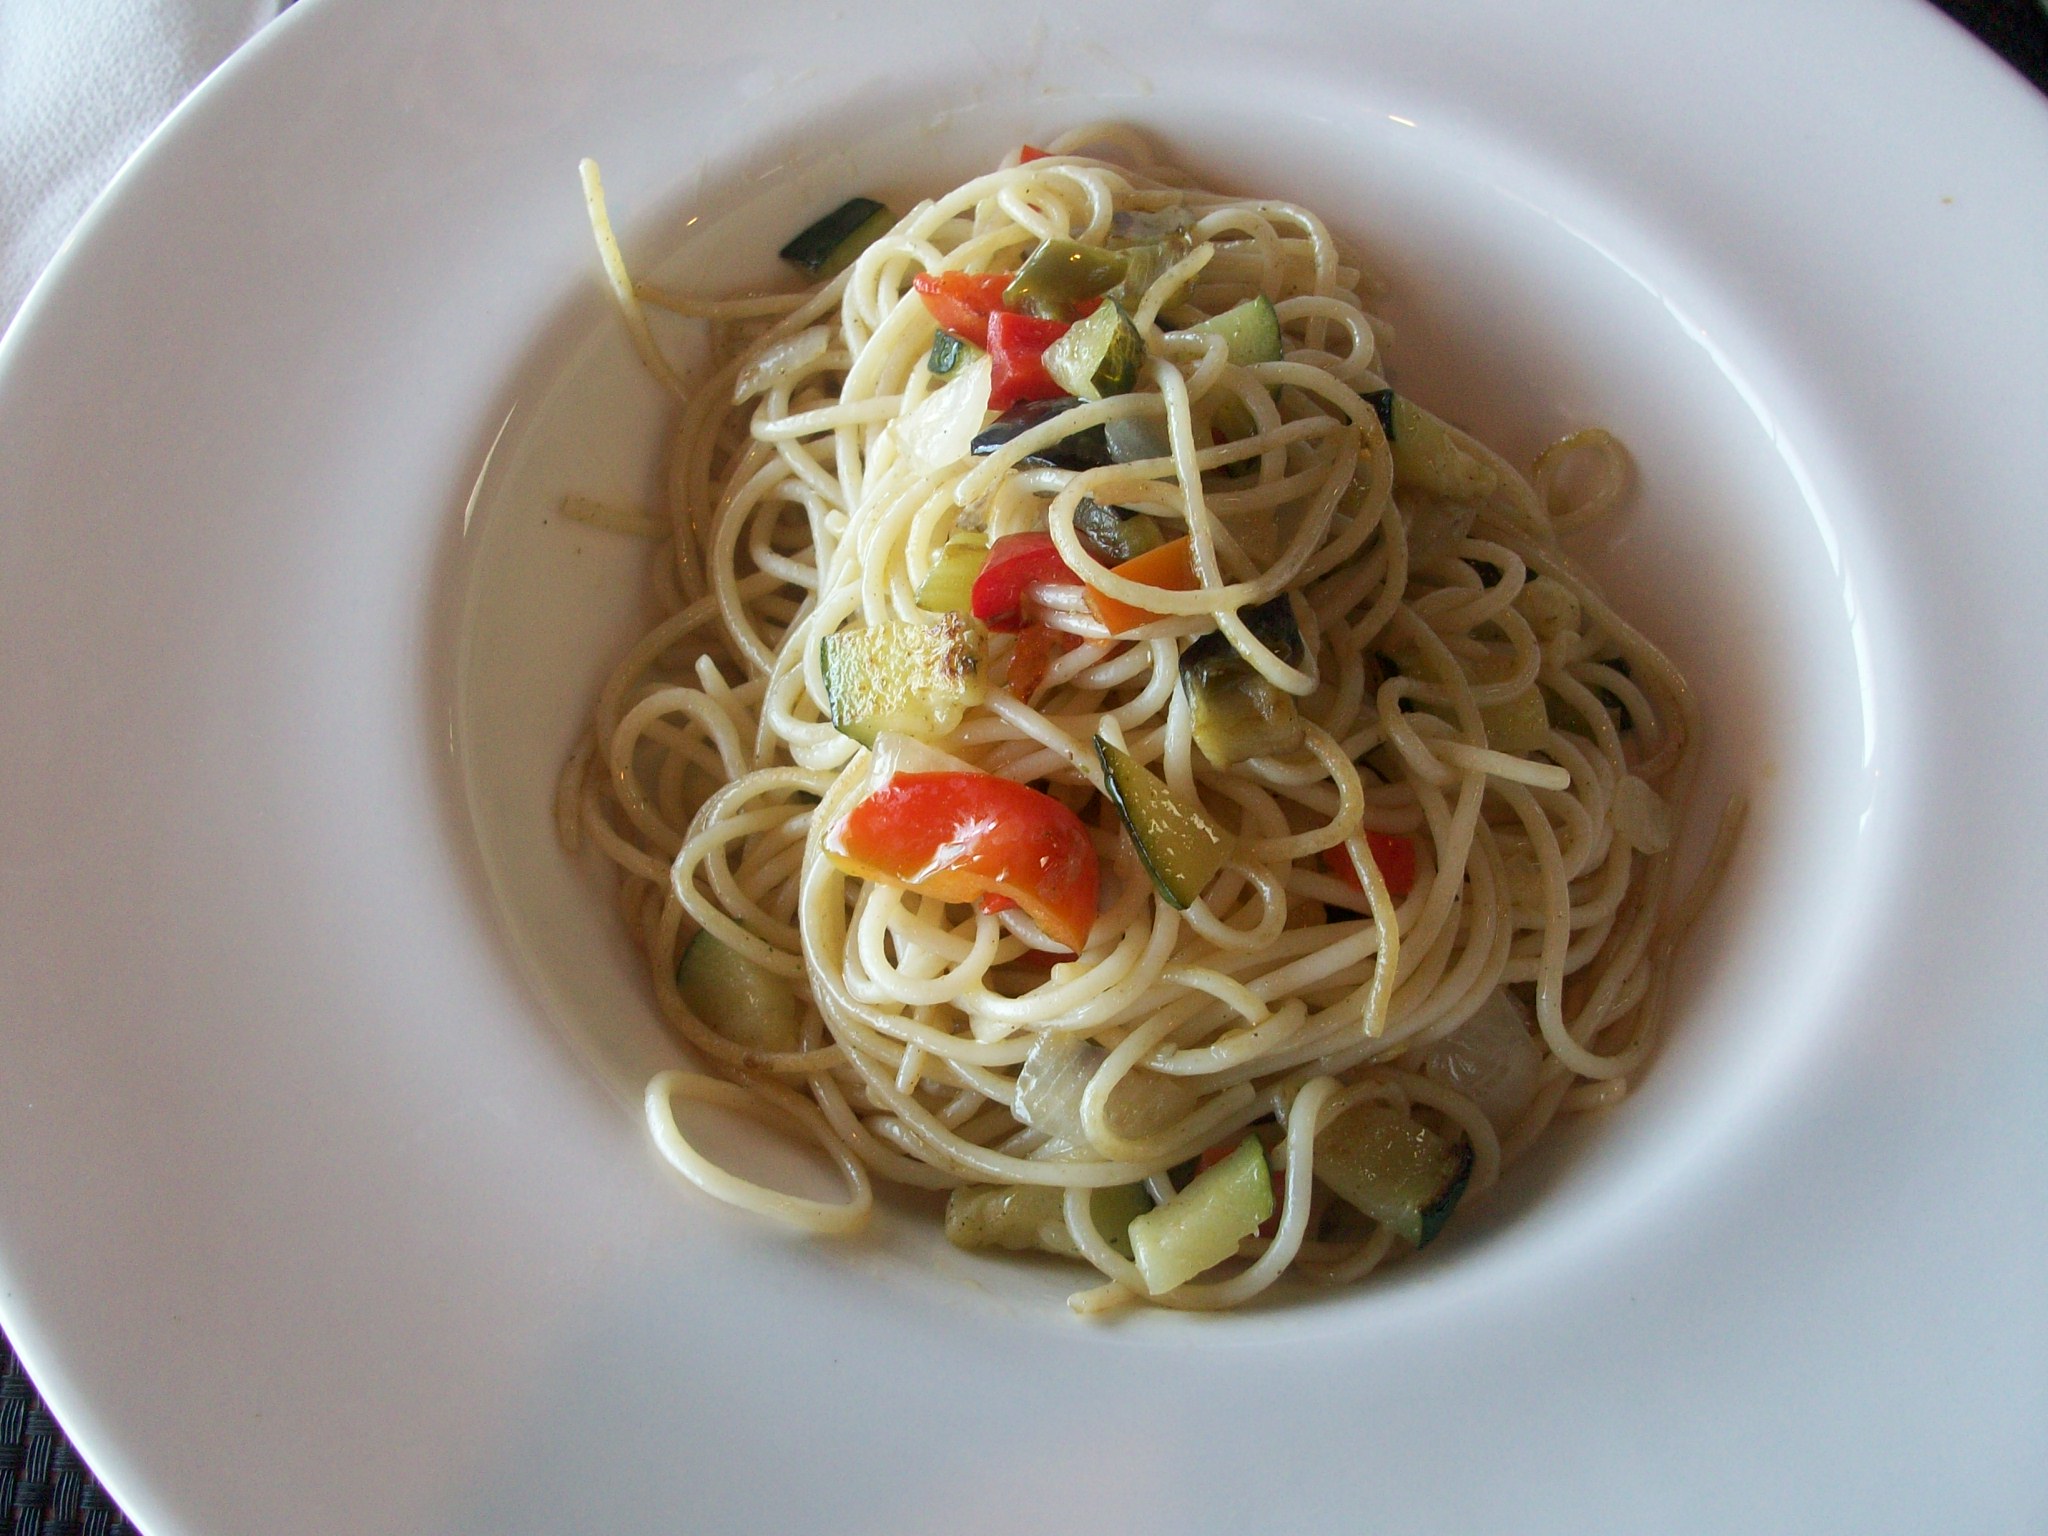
[0,0,277,325]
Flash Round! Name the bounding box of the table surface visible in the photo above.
[1,1,2043,1531]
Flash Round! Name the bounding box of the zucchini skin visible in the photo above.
[779,196,892,278]
[1094,735,1233,910]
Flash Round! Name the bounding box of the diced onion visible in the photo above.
[898,356,993,468]
[1420,988,1542,1132]
[733,326,831,402]
[1612,774,1673,854]
[1516,575,1581,640]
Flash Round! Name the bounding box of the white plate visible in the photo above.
[2,1,2044,1531]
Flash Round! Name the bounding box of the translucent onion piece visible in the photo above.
[733,325,830,401]
[1420,988,1543,1132]
[1612,774,1674,854]
[898,356,993,468]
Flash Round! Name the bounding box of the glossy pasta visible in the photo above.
[561,126,1714,1313]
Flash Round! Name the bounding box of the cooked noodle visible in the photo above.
[564,127,1721,1313]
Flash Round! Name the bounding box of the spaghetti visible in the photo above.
[561,126,1716,1313]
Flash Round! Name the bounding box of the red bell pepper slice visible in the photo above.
[1019,145,1053,162]
[986,310,1071,411]
[912,271,1012,349]
[1322,831,1419,906]
[1006,622,1077,700]
[970,532,1079,632]
[825,771,1100,953]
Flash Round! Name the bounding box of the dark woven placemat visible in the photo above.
[0,1340,129,1536]
[0,3,2041,1530]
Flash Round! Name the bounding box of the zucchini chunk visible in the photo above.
[969,396,1115,471]
[675,930,801,1053]
[1095,736,1234,909]
[1389,395,1499,501]
[1192,294,1283,365]
[1314,1104,1473,1247]
[1002,238,1129,320]
[821,614,988,747]
[914,533,989,615]
[1178,595,1307,768]
[1042,299,1145,400]
[1479,687,1550,752]
[1108,234,1192,310]
[1125,1136,1274,1294]
[945,1182,1153,1260]
[778,196,892,279]
[1072,497,1164,567]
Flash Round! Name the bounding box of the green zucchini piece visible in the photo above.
[675,930,801,1053]
[1104,414,1171,464]
[1388,395,1499,501]
[1126,1135,1273,1294]
[1002,238,1129,320]
[778,196,893,279]
[944,1182,1152,1260]
[1094,736,1234,909]
[1109,206,1193,244]
[1179,595,1308,768]
[1362,387,1398,441]
[1042,299,1145,400]
[821,614,988,747]
[928,331,980,378]
[914,534,988,614]
[1314,1104,1472,1247]
[1479,687,1550,752]
[1072,497,1163,567]
[1192,294,1283,365]
[1108,234,1192,310]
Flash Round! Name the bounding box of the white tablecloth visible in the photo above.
[1,0,276,325]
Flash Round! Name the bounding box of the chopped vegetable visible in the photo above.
[911,270,1012,348]
[1479,688,1550,752]
[970,396,1115,470]
[1104,414,1171,464]
[970,532,1079,632]
[1362,387,1398,440]
[1084,536,1199,634]
[1314,1104,1472,1247]
[944,1182,1151,1260]
[1095,735,1233,909]
[820,614,988,747]
[1177,595,1305,767]
[779,196,892,279]
[927,331,976,377]
[915,533,989,614]
[1003,238,1129,320]
[1072,497,1164,567]
[986,311,1073,410]
[896,354,992,468]
[1192,294,1283,365]
[825,770,1100,952]
[1042,299,1145,400]
[1108,206,1193,245]
[1006,622,1073,699]
[1388,395,1499,501]
[1611,774,1673,854]
[1109,235,1191,311]
[1126,1135,1274,1294]
[675,929,801,1052]
[1419,988,1541,1132]
[1018,144,1053,163]
[1322,831,1420,905]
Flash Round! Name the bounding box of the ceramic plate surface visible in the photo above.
[2,1,2044,1531]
